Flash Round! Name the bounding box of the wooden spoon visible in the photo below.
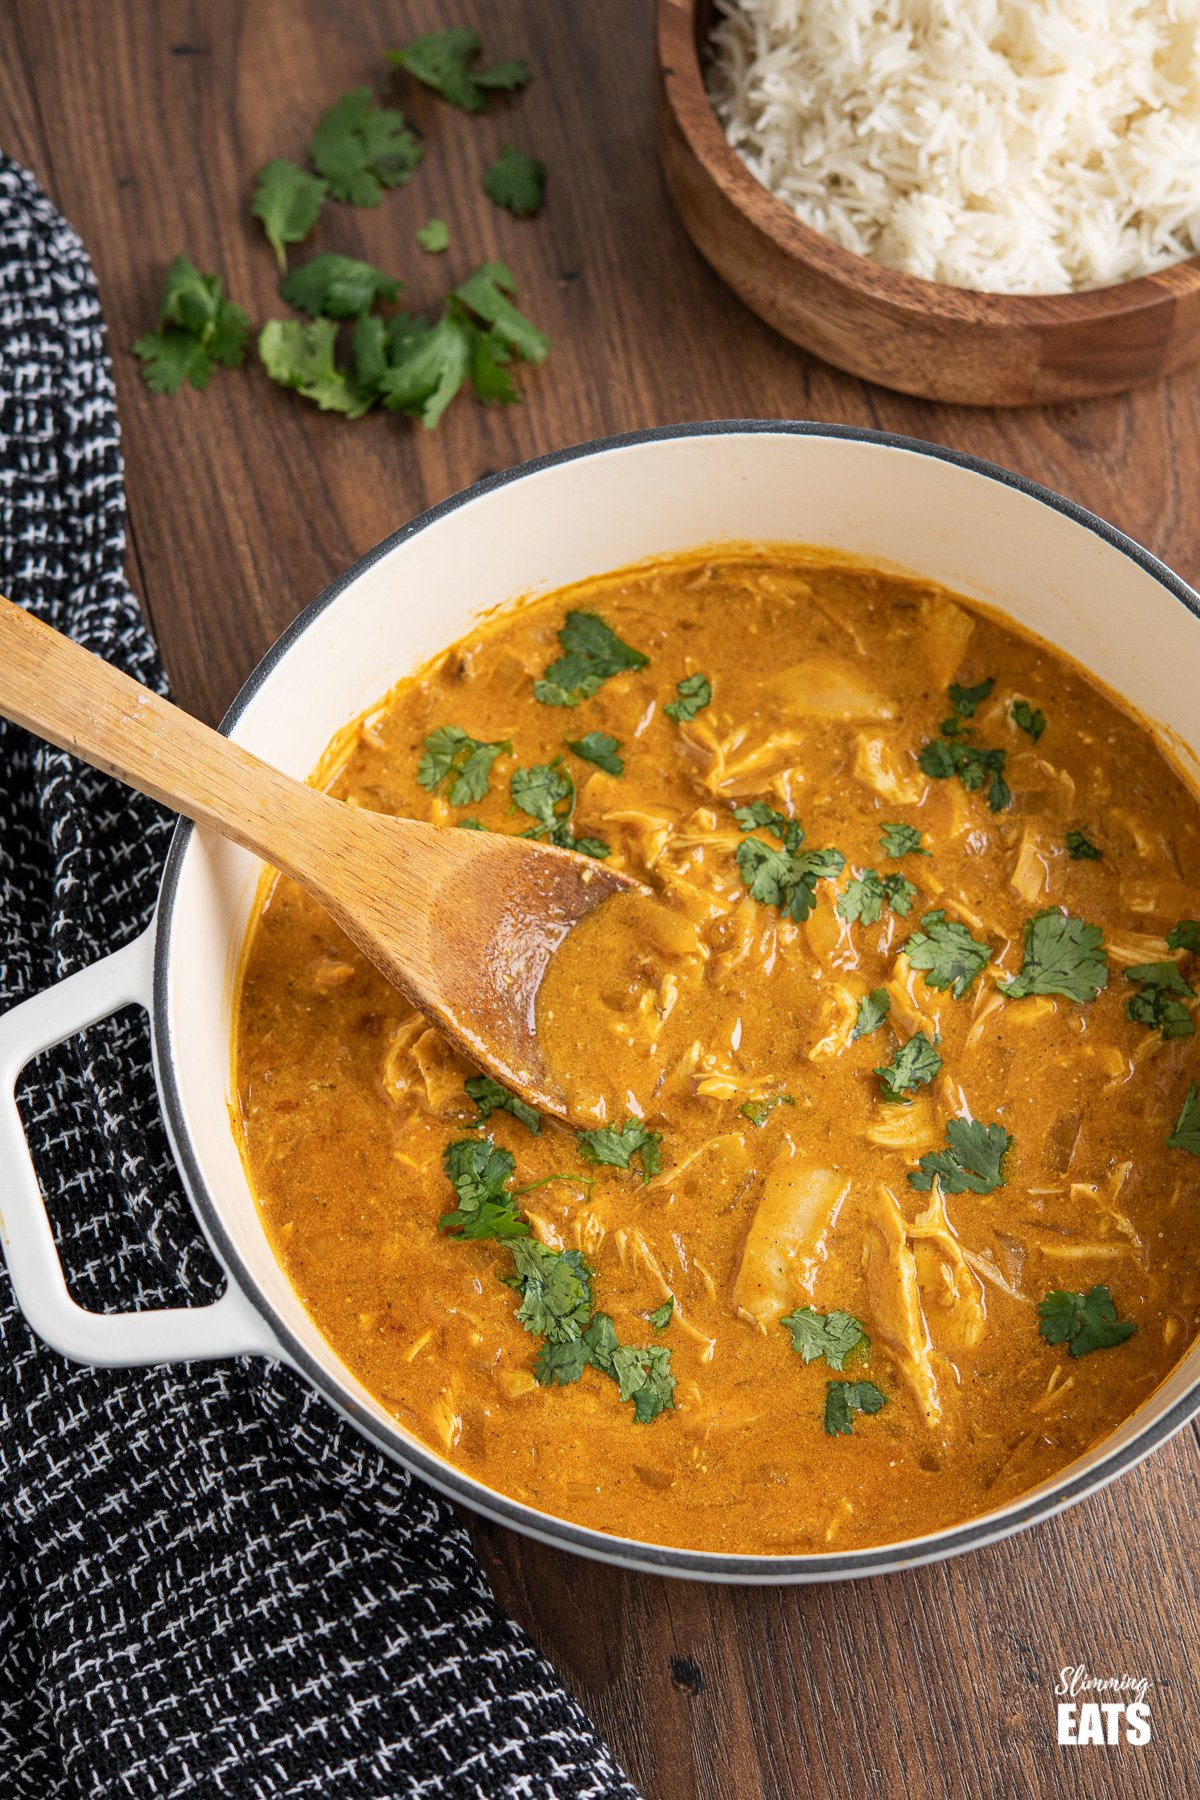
[0,596,638,1120]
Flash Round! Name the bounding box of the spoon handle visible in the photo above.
[0,594,348,881]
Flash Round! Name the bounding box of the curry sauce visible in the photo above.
[233,551,1200,1553]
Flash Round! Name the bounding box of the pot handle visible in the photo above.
[0,927,279,1367]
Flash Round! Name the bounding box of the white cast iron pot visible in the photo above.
[3,423,1199,1583]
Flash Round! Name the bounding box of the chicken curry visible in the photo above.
[233,549,1200,1554]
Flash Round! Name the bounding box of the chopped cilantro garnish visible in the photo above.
[464,1075,541,1134]
[1125,961,1196,1040]
[1066,830,1102,861]
[457,818,487,831]
[484,146,546,218]
[1168,919,1200,952]
[732,801,803,851]
[664,673,713,723]
[948,677,995,720]
[904,909,992,999]
[533,611,648,707]
[611,1344,676,1422]
[874,1032,942,1103]
[438,1138,525,1239]
[418,724,512,805]
[736,836,845,924]
[511,759,610,858]
[918,735,1011,812]
[259,319,374,416]
[535,1310,619,1387]
[251,160,328,270]
[740,1093,795,1126]
[838,869,918,926]
[880,822,927,858]
[824,1380,887,1436]
[309,87,421,205]
[1012,699,1046,742]
[1001,908,1108,1003]
[388,28,530,113]
[132,254,251,395]
[649,1296,675,1330]
[853,989,890,1039]
[1166,1084,1200,1154]
[781,1306,868,1370]
[280,253,400,320]
[417,218,450,254]
[1038,1286,1137,1358]
[566,731,623,775]
[507,1238,593,1342]
[577,1118,662,1181]
[909,1117,1012,1194]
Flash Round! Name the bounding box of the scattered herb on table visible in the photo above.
[280,253,401,319]
[417,218,450,253]
[484,146,546,217]
[565,731,623,775]
[740,1093,794,1126]
[1038,1286,1137,1357]
[511,760,610,857]
[1166,1084,1200,1154]
[533,611,648,706]
[909,1118,1012,1194]
[251,160,328,269]
[1001,908,1108,1003]
[880,822,927,858]
[464,1074,541,1134]
[259,318,374,415]
[577,1118,662,1181]
[309,87,422,205]
[1066,829,1102,861]
[1125,961,1196,1040]
[388,28,531,112]
[875,1031,942,1103]
[1012,699,1046,742]
[664,673,712,723]
[781,1307,868,1370]
[824,1380,888,1437]
[853,989,890,1039]
[132,254,251,395]
[418,724,512,804]
[838,869,918,926]
[904,910,992,999]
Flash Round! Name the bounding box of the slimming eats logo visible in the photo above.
[1055,1665,1151,1745]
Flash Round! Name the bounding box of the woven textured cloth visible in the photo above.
[0,155,638,1800]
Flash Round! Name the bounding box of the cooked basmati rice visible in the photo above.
[708,0,1200,294]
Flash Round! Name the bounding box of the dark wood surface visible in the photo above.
[4,4,1199,1795]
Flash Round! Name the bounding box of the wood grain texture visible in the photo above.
[4,3,1200,1795]
[658,0,1200,408]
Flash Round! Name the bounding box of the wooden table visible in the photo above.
[4,4,1199,1795]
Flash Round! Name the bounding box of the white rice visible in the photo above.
[708,0,1200,294]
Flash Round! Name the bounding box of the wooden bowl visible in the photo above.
[657,0,1200,406]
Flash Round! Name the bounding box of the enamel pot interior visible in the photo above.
[153,423,1200,1581]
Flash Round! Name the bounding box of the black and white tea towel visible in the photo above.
[0,153,640,1800]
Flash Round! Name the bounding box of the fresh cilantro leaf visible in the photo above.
[649,1297,675,1330]
[133,254,251,395]
[904,909,992,999]
[1012,699,1046,742]
[838,869,917,926]
[580,1311,619,1376]
[533,610,648,706]
[417,218,450,253]
[280,253,401,320]
[1001,909,1109,1004]
[948,677,995,720]
[251,160,329,270]
[853,989,890,1039]
[1066,830,1102,861]
[918,734,1011,812]
[484,146,546,218]
[507,1239,594,1343]
[352,315,389,389]
[781,1306,868,1370]
[611,1344,676,1422]
[732,802,804,852]
[736,837,845,924]
[457,818,487,831]
[1038,1286,1137,1358]
[438,1137,526,1238]
[1166,1084,1200,1154]
[874,1032,942,1103]
[1168,919,1200,953]
[663,672,712,723]
[509,759,608,857]
[388,28,530,113]
[453,262,550,365]
[533,1338,590,1386]
[824,1380,887,1436]
[880,822,927,858]
[467,323,519,406]
[464,1074,541,1134]
[740,1093,795,1127]
[373,308,473,429]
[566,731,623,775]
[577,1118,662,1181]
[910,1117,1012,1194]
[1125,961,1196,1040]
[418,724,511,804]
[258,319,373,416]
[309,87,422,206]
